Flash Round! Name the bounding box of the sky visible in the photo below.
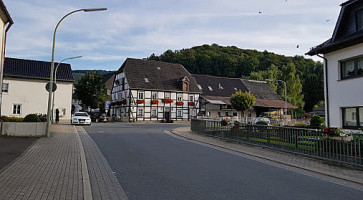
[3,0,345,71]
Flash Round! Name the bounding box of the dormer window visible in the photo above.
[356,9,363,31]
[181,76,190,92]
[208,86,213,91]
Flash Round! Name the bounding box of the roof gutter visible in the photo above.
[316,53,330,127]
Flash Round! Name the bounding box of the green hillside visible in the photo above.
[148,44,324,113]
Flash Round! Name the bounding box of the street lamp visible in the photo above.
[265,79,287,124]
[45,8,107,137]
[51,56,82,123]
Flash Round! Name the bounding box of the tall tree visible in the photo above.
[74,71,107,109]
[281,62,304,109]
[230,91,256,112]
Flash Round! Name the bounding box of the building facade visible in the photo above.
[111,58,201,122]
[307,0,363,129]
[0,1,13,116]
[2,58,74,122]
[193,74,296,121]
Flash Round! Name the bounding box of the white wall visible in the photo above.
[1,77,73,122]
[324,43,363,128]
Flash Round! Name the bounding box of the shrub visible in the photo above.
[294,122,307,127]
[1,116,24,122]
[221,119,228,126]
[256,121,268,125]
[37,114,47,122]
[323,127,342,137]
[310,115,324,127]
[23,114,41,122]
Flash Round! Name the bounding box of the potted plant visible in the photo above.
[162,98,174,103]
[176,101,184,106]
[120,99,127,104]
[151,99,159,104]
[136,99,145,104]
[188,102,195,106]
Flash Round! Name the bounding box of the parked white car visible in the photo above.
[253,117,270,125]
[72,112,91,125]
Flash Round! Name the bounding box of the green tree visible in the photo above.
[74,71,107,109]
[230,91,256,112]
[281,62,304,109]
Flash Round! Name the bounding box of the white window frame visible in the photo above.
[189,95,194,102]
[177,110,182,117]
[151,109,157,117]
[137,108,144,116]
[13,104,21,115]
[152,92,158,99]
[177,94,182,102]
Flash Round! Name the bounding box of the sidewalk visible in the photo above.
[0,124,127,200]
[171,127,363,185]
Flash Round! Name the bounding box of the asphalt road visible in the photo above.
[84,123,363,200]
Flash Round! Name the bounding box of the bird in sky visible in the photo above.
[259,11,262,14]
[296,45,299,48]
[326,19,330,22]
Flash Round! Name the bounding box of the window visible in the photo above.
[343,107,363,129]
[225,112,229,116]
[152,92,158,99]
[2,83,8,93]
[218,112,221,117]
[208,86,213,91]
[341,57,363,79]
[138,92,144,99]
[356,9,363,31]
[177,110,182,117]
[13,104,21,115]
[177,95,182,102]
[165,93,171,99]
[137,108,144,116]
[151,109,157,117]
[233,112,237,116]
[189,96,194,102]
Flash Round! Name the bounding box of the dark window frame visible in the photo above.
[355,9,363,31]
[342,106,362,129]
[340,56,363,80]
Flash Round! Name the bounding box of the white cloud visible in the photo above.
[3,0,344,69]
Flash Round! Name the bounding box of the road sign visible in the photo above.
[45,82,57,92]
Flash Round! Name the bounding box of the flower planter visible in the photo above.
[151,99,159,104]
[120,99,127,104]
[176,101,184,106]
[188,102,195,106]
[324,135,353,142]
[162,98,174,103]
[136,99,145,104]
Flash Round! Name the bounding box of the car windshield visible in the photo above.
[74,113,88,117]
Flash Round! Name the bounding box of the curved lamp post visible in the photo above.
[45,8,107,137]
[265,79,287,124]
[51,56,82,123]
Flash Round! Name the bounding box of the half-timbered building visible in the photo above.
[110,58,201,122]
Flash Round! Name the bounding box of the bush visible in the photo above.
[221,119,228,126]
[23,114,41,122]
[310,115,324,127]
[256,121,268,125]
[294,122,307,127]
[37,114,47,122]
[1,116,24,122]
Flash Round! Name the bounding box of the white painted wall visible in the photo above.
[324,43,363,128]
[1,77,73,122]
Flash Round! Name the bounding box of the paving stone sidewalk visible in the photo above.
[0,124,128,200]
[172,127,363,185]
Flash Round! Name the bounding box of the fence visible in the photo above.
[191,119,363,169]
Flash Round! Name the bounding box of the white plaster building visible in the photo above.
[307,0,363,129]
[2,57,74,122]
[111,58,201,122]
[0,0,13,115]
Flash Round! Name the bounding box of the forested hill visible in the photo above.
[148,44,324,112]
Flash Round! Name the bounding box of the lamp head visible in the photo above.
[83,8,107,12]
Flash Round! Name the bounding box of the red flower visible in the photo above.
[188,102,195,106]
[162,98,174,103]
[151,99,159,104]
[136,99,145,104]
[176,101,184,106]
[120,99,127,104]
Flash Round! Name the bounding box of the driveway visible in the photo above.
[84,123,363,200]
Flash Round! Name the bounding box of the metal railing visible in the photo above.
[191,119,363,169]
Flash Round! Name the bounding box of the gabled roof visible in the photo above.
[307,0,363,55]
[4,57,74,82]
[193,74,297,109]
[0,0,13,24]
[118,58,201,93]
[192,74,248,97]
